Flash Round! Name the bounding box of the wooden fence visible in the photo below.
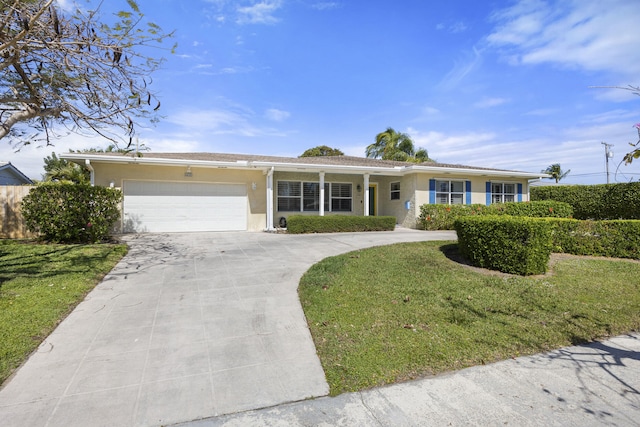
[1,185,35,239]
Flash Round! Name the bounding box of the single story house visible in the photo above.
[61,152,547,233]
[0,161,33,185]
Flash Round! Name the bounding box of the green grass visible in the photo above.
[299,241,640,396]
[0,240,127,384]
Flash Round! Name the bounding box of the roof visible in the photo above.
[61,152,548,179]
[0,162,34,184]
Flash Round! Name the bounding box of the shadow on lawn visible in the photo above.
[0,243,118,287]
[439,243,516,278]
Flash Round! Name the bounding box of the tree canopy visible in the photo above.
[300,145,344,157]
[0,0,174,149]
[366,127,432,163]
[42,151,89,184]
[542,163,570,183]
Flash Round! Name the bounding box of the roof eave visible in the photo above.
[407,165,549,179]
[0,162,33,183]
[60,153,258,170]
[60,153,547,179]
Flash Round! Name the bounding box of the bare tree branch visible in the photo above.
[0,0,174,148]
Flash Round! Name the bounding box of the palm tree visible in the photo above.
[42,152,91,184]
[542,164,571,183]
[366,127,432,162]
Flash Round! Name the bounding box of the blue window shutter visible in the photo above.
[517,183,523,202]
[465,181,471,205]
[429,179,436,204]
[485,182,491,205]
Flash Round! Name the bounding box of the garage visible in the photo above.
[123,181,247,233]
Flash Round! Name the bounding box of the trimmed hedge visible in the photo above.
[21,183,123,243]
[286,215,396,234]
[454,216,640,276]
[419,201,573,230]
[548,218,640,259]
[531,183,640,220]
[454,216,553,275]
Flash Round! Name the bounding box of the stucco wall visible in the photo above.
[412,174,531,225]
[91,162,533,232]
[91,163,267,232]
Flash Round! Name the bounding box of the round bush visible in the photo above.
[21,183,123,243]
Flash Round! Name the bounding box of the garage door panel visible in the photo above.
[123,181,247,233]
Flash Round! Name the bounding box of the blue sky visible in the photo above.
[4,0,640,184]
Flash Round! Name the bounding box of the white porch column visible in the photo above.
[319,171,325,216]
[266,167,274,231]
[363,173,370,216]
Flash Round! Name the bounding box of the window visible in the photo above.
[435,180,464,205]
[331,183,352,212]
[491,182,515,204]
[277,181,301,211]
[303,182,323,211]
[277,181,351,212]
[390,182,400,200]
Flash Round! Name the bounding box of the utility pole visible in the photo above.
[601,142,614,184]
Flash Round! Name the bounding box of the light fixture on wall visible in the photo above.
[251,182,257,190]
[184,166,192,177]
[357,184,361,192]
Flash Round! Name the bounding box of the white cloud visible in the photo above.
[406,119,640,185]
[524,107,560,116]
[311,2,341,11]
[438,47,483,90]
[436,21,468,34]
[265,108,291,122]
[55,0,75,12]
[166,108,287,138]
[449,21,468,33]
[487,0,640,78]
[423,106,440,115]
[474,97,510,108]
[237,1,283,25]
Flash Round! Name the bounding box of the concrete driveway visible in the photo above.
[0,229,455,427]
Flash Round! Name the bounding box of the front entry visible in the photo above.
[368,184,377,216]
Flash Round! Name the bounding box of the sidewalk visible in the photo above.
[178,333,640,426]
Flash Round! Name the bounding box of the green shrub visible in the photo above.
[287,215,396,234]
[21,183,123,243]
[419,201,573,230]
[454,216,553,275]
[531,183,640,220]
[418,204,488,230]
[490,200,573,218]
[548,218,640,259]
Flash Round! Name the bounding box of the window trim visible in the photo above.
[390,181,401,200]
[329,182,353,212]
[277,180,352,213]
[490,181,517,204]
[276,181,301,212]
[434,179,465,205]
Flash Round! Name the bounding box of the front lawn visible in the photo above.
[299,241,640,396]
[0,240,127,384]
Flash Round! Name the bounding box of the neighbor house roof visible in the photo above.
[61,152,547,179]
[0,161,34,185]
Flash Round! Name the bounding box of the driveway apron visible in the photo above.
[0,229,455,427]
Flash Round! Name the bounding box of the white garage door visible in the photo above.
[123,181,247,232]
